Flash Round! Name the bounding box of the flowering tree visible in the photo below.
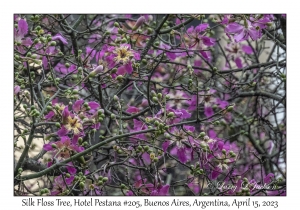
[14,14,286,196]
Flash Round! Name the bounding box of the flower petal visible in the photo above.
[18,19,28,36]
[235,57,243,68]
[88,101,100,110]
[242,45,254,54]
[57,126,69,136]
[195,23,209,33]
[73,99,84,113]
[202,36,215,46]
[162,141,170,152]
[204,106,214,117]
[225,23,243,34]
[14,86,20,95]
[52,33,68,45]
[43,143,53,151]
[177,147,187,163]
[126,106,139,113]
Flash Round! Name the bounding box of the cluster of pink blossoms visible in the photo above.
[14,14,286,196]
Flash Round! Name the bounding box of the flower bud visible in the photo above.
[120,184,126,189]
[157,93,162,99]
[110,113,116,119]
[82,102,88,108]
[167,112,174,118]
[89,65,103,78]
[150,90,157,97]
[65,63,70,68]
[132,16,146,31]
[152,97,158,103]
[40,189,46,194]
[222,149,226,154]
[33,38,39,44]
[117,28,124,34]
[147,28,153,34]
[214,121,220,126]
[50,41,56,46]
[227,106,234,111]
[103,177,108,182]
[114,22,119,28]
[55,122,61,128]
[200,142,207,149]
[104,31,110,36]
[46,105,52,111]
[199,132,205,138]
[77,156,86,164]
[230,152,236,157]
[164,133,171,139]
[113,95,119,101]
[51,143,57,149]
[78,137,83,145]
[116,75,123,81]
[111,68,117,74]
[79,182,85,190]
[141,59,147,65]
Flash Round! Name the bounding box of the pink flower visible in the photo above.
[164,126,194,163]
[14,18,32,53]
[185,23,216,49]
[14,19,28,43]
[54,63,77,76]
[150,184,170,196]
[44,136,84,160]
[14,86,20,95]
[51,175,74,195]
[129,119,148,141]
[264,173,274,184]
[225,43,254,68]
[225,20,261,42]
